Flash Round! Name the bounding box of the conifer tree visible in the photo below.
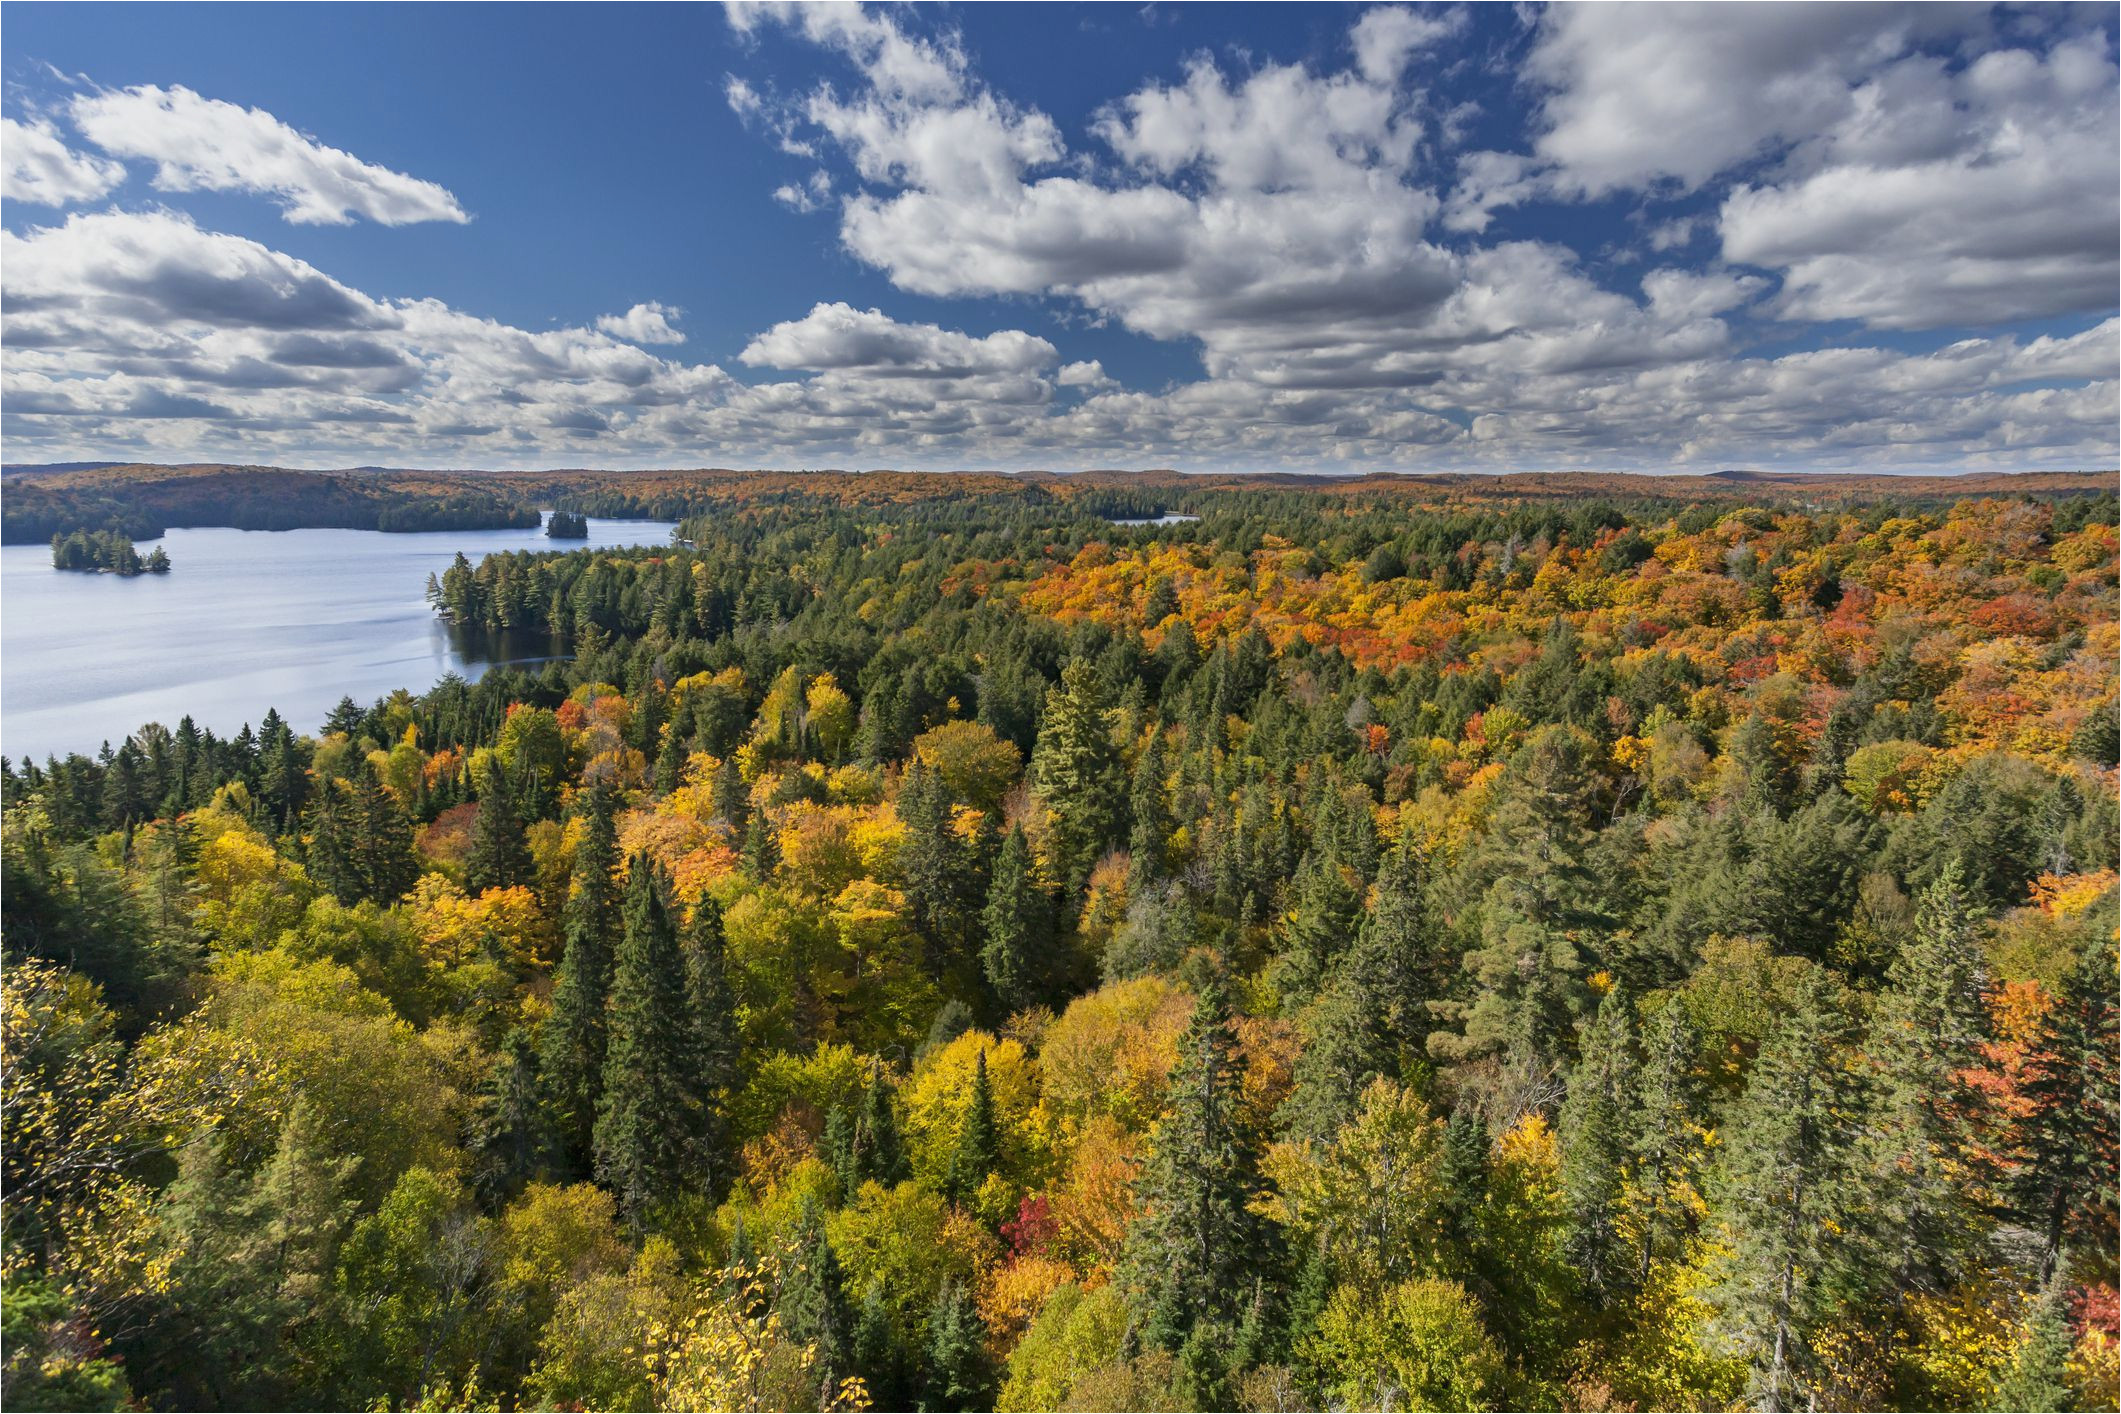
[682,891,737,1194]
[304,779,363,906]
[1630,1001,1705,1283]
[1866,861,1991,1300]
[900,765,979,971]
[780,1196,852,1396]
[1126,729,1172,892]
[921,1279,994,1411]
[593,855,697,1224]
[469,1027,552,1207]
[1561,986,1637,1304]
[839,1067,910,1191]
[540,782,622,1172]
[981,824,1051,1014]
[1030,657,1123,900]
[1988,1272,2075,1413]
[852,1283,908,1411]
[946,1050,1000,1205]
[465,761,531,893]
[742,808,779,882]
[1124,983,1264,1355]
[355,763,419,905]
[1707,971,1872,1413]
[2014,940,2120,1277]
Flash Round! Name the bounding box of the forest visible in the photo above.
[48,529,170,576]
[2,475,2116,1413]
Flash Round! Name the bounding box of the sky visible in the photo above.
[1,1,2116,475]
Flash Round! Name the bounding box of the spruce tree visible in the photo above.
[465,762,531,894]
[1123,983,1264,1355]
[683,892,738,1195]
[1029,657,1124,900]
[1126,729,1172,893]
[1561,986,1637,1304]
[1988,1272,2075,1413]
[900,765,979,972]
[980,824,1051,1015]
[1707,971,1871,1413]
[1866,861,1991,1300]
[2014,940,2119,1276]
[304,779,363,906]
[593,855,698,1224]
[839,1066,910,1191]
[921,1279,994,1411]
[355,763,419,905]
[540,783,623,1174]
[945,1049,1000,1205]
[780,1196,852,1397]
[469,1026,552,1207]
[1630,1001,1705,1283]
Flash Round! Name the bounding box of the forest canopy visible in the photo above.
[2,473,2116,1413]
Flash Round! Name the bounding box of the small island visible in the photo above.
[545,508,589,539]
[50,528,170,575]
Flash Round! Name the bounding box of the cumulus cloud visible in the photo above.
[740,302,1055,376]
[1,117,125,205]
[67,84,468,225]
[597,301,687,345]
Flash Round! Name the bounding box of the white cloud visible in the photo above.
[1641,268,1767,322]
[67,84,468,225]
[1351,5,1465,87]
[1,116,125,205]
[1057,359,1115,389]
[739,302,1055,376]
[596,302,687,345]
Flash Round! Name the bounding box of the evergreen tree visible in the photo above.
[1866,861,1991,1300]
[1030,657,1124,900]
[900,765,980,973]
[683,891,738,1195]
[853,1282,909,1411]
[945,1049,1000,1205]
[540,783,622,1174]
[980,824,1052,1014]
[2014,940,2120,1277]
[1988,1272,2075,1414]
[1123,983,1264,1355]
[742,808,779,882]
[593,855,698,1224]
[839,1066,910,1191]
[1561,986,1637,1304]
[921,1279,994,1411]
[1707,972,1872,1413]
[468,1027,552,1207]
[354,763,418,905]
[1126,729,1172,892]
[465,761,531,893]
[1630,1001,1705,1283]
[780,1196,852,1396]
[304,779,364,906]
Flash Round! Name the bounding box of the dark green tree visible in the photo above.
[920,1280,993,1411]
[468,1026,552,1208]
[945,1049,1000,1205]
[2014,940,2120,1277]
[980,824,1052,1014]
[1123,983,1264,1356]
[683,891,738,1195]
[540,783,622,1174]
[1029,657,1123,900]
[465,762,531,894]
[592,855,697,1224]
[1561,986,1637,1305]
[780,1196,852,1397]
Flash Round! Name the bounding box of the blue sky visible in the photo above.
[2,2,2115,473]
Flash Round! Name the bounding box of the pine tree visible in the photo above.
[780,1196,852,1396]
[1124,983,1264,1355]
[541,783,622,1174]
[1707,971,1872,1413]
[593,855,698,1224]
[852,1282,908,1411]
[742,808,779,882]
[1561,986,1637,1304]
[900,765,979,973]
[980,824,1051,1015]
[1866,861,1991,1300]
[945,1049,1000,1205]
[1276,848,1362,1007]
[921,1279,993,1411]
[465,762,531,893]
[469,1027,552,1207]
[838,1066,910,1193]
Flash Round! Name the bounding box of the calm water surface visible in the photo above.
[1,516,675,762]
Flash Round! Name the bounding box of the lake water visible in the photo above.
[1,515,676,763]
[1111,513,1202,526]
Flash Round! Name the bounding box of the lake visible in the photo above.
[1,515,676,764]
